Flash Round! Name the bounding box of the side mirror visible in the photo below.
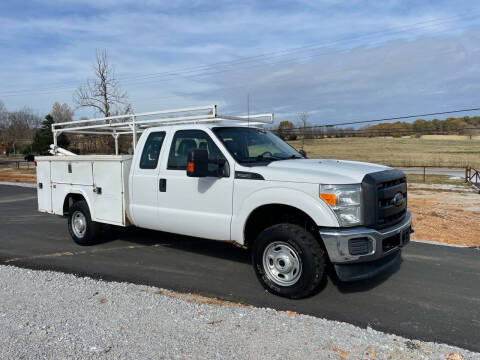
[187,149,208,177]
[299,149,307,158]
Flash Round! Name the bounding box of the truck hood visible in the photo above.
[252,159,391,184]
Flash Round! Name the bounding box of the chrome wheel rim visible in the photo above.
[262,241,302,286]
[72,211,87,238]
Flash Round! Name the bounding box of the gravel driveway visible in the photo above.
[0,265,477,359]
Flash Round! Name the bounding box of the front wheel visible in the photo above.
[252,223,326,299]
[68,200,101,246]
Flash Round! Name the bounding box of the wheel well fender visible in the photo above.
[231,187,338,246]
[244,204,322,249]
[62,192,89,215]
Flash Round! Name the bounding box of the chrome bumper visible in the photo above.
[319,211,412,264]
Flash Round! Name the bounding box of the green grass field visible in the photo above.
[287,135,480,167]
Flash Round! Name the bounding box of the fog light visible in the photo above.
[348,237,372,255]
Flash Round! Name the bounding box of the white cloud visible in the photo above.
[1,0,479,122]
[202,30,480,124]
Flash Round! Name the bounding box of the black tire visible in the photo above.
[68,200,101,246]
[252,223,326,299]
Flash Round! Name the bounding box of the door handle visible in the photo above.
[159,178,167,192]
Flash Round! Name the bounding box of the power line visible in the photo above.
[276,107,480,131]
[84,14,480,88]
[0,21,471,99]
[91,10,480,84]
[274,124,479,134]
[128,40,467,106]
[1,10,478,98]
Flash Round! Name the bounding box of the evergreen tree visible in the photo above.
[31,114,69,153]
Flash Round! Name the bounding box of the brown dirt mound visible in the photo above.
[409,187,480,247]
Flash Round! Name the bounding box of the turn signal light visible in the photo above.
[187,162,194,173]
[320,193,336,206]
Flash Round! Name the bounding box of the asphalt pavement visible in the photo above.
[0,184,479,352]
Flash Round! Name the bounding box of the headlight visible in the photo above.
[319,184,363,227]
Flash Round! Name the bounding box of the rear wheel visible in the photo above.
[68,200,101,246]
[252,223,325,299]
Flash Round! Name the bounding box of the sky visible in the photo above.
[1,0,480,126]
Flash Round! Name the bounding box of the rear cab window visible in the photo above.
[139,131,166,169]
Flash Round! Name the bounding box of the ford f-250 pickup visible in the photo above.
[35,105,412,298]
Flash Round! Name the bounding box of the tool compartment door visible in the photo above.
[50,161,93,185]
[36,160,52,213]
[91,161,125,225]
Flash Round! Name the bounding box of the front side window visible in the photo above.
[139,131,166,169]
[167,130,226,175]
[213,127,302,166]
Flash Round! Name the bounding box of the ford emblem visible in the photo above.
[393,192,404,207]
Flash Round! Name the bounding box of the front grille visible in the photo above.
[377,177,407,228]
[362,169,408,230]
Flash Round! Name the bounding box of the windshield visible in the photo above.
[213,127,302,165]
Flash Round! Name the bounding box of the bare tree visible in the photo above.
[0,101,7,147]
[464,126,480,140]
[73,49,131,117]
[4,108,41,154]
[298,112,309,150]
[51,102,74,123]
[0,100,6,119]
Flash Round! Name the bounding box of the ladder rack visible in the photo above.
[52,104,274,154]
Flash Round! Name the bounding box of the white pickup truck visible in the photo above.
[36,105,412,298]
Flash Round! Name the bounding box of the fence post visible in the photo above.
[465,166,469,183]
[423,166,426,183]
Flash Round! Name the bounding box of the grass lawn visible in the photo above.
[287,135,480,167]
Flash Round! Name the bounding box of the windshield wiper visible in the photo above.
[263,154,303,161]
[256,154,283,162]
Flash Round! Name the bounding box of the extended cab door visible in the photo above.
[129,131,167,229]
[156,129,233,240]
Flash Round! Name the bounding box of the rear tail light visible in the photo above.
[34,161,37,167]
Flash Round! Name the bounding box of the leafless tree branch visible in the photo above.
[73,49,131,118]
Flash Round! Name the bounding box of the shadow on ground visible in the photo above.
[100,225,402,297]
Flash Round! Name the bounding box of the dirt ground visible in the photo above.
[0,167,36,183]
[409,183,480,247]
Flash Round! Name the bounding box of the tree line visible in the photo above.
[362,117,480,138]
[0,101,71,155]
[273,115,480,141]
